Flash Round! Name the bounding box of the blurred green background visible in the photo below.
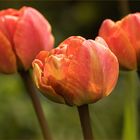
[0,1,140,140]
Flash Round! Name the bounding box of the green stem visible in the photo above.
[78,104,93,140]
[122,71,138,140]
[19,71,52,140]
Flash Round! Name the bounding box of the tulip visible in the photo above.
[99,14,140,140]
[0,7,54,74]
[98,13,140,70]
[32,36,119,106]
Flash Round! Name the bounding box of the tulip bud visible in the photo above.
[32,36,119,106]
[0,7,54,74]
[99,13,140,70]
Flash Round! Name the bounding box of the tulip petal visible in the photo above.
[60,36,85,56]
[108,27,136,70]
[94,37,119,96]
[14,7,54,70]
[35,51,49,67]
[95,36,109,48]
[0,15,18,44]
[0,31,16,73]
[77,40,104,102]
[0,8,19,17]
[99,19,115,40]
[99,19,137,70]
[0,8,19,43]
[120,13,140,68]
[32,61,65,103]
[33,50,71,104]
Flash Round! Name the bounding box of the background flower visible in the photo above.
[0,6,54,73]
[99,13,140,70]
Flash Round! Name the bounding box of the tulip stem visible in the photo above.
[78,104,93,140]
[122,71,138,140]
[19,71,52,140]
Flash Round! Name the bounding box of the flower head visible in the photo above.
[32,36,119,106]
[0,7,54,73]
[99,13,140,70]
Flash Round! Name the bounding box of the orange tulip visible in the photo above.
[32,36,119,106]
[0,7,54,73]
[99,13,140,70]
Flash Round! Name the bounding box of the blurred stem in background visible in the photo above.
[78,104,93,140]
[122,71,138,140]
[20,71,52,140]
